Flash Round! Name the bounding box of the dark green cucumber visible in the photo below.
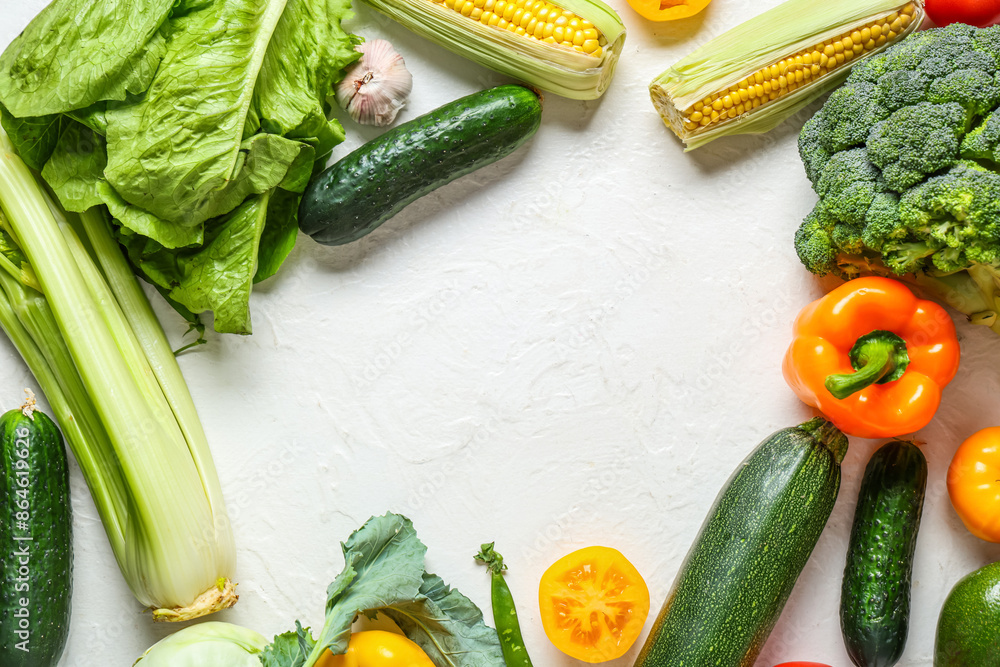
[935,561,1000,666]
[841,441,926,667]
[634,418,847,667]
[299,84,542,246]
[0,397,72,666]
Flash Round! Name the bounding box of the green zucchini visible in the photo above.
[634,417,847,667]
[299,84,542,246]
[841,441,926,667]
[0,394,72,666]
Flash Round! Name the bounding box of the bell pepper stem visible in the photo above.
[825,330,910,400]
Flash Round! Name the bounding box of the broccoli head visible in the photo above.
[795,25,1000,334]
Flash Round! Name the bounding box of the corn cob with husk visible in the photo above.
[651,0,925,150]
[361,0,626,99]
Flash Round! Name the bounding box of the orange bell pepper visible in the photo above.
[626,0,711,22]
[947,427,1000,542]
[783,277,959,439]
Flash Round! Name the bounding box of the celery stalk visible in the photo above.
[0,127,236,620]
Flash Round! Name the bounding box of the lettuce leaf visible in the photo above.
[0,107,66,171]
[253,0,361,164]
[121,194,274,335]
[254,190,302,284]
[104,0,289,228]
[0,0,174,117]
[41,121,107,212]
[260,514,503,667]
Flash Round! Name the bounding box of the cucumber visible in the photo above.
[634,418,847,667]
[0,394,72,666]
[841,441,926,667]
[935,561,1000,666]
[299,84,542,246]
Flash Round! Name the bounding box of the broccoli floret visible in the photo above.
[795,24,1000,335]
[962,108,1000,161]
[799,112,831,186]
[928,69,1000,118]
[815,148,881,225]
[916,23,993,79]
[867,102,966,191]
[875,70,929,112]
[973,25,1000,68]
[816,81,890,152]
[900,163,1000,263]
[881,28,939,71]
[794,205,839,275]
[847,52,890,85]
[881,239,939,274]
[832,221,866,255]
[862,191,905,251]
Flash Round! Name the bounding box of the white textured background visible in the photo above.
[4,1,1000,665]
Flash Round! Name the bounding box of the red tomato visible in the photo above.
[925,0,1000,27]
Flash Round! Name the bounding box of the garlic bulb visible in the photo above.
[336,39,413,127]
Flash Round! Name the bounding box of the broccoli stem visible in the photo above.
[825,330,910,400]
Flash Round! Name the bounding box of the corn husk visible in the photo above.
[652,0,926,150]
[360,0,626,100]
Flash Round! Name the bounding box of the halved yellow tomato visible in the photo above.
[315,631,435,667]
[538,546,650,663]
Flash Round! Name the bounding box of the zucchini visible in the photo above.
[0,393,72,666]
[634,418,847,667]
[841,441,926,667]
[299,84,542,246]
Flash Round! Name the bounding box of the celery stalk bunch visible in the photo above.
[0,127,236,621]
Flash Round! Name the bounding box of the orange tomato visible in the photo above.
[538,546,650,663]
[315,631,435,667]
[626,0,711,22]
[948,426,1000,542]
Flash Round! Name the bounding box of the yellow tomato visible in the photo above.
[626,0,711,22]
[315,631,436,667]
[538,546,650,663]
[948,426,1000,542]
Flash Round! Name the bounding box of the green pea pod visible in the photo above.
[475,543,533,667]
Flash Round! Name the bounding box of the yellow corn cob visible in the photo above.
[361,0,626,99]
[434,0,607,57]
[651,0,925,150]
